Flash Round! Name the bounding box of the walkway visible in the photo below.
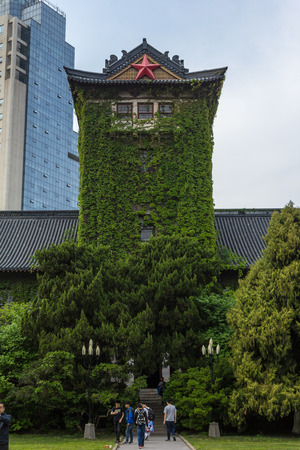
[116,389,194,449]
[118,434,193,450]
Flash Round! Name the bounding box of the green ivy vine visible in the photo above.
[72,80,224,255]
[0,275,37,306]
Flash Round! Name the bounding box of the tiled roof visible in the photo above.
[101,38,190,78]
[0,210,78,272]
[64,38,227,86]
[185,68,228,81]
[215,209,276,266]
[0,209,276,272]
[65,67,227,85]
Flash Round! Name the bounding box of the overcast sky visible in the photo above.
[58,0,300,209]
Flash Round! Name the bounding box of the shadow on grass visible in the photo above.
[10,432,115,449]
[182,433,300,450]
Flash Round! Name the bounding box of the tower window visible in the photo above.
[117,103,132,119]
[138,103,153,119]
[141,228,153,241]
[159,103,173,117]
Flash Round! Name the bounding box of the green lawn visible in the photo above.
[182,434,300,450]
[9,432,300,450]
[9,433,115,449]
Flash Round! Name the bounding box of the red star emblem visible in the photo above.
[131,54,161,80]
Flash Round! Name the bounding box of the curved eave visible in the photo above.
[64,66,227,86]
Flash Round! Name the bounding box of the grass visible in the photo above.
[9,432,115,449]
[182,433,300,449]
[9,432,300,449]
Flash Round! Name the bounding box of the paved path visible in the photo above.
[119,434,192,449]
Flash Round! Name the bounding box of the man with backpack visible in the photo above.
[141,402,155,422]
[134,404,147,449]
[141,402,155,441]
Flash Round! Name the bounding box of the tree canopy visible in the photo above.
[23,235,221,374]
[14,234,239,431]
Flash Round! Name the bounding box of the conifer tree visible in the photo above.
[110,235,221,373]
[22,240,153,364]
[21,235,232,418]
[228,204,300,432]
[24,236,222,375]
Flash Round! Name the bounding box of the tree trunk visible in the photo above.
[292,411,300,434]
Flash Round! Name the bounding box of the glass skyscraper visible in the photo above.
[0,0,79,210]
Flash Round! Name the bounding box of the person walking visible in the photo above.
[157,377,166,403]
[140,402,154,441]
[110,400,124,444]
[145,418,154,440]
[163,399,177,442]
[123,402,134,444]
[134,403,147,449]
[0,402,12,450]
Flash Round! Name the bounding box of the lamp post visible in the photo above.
[202,338,221,438]
[82,339,100,440]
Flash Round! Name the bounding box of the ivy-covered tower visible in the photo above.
[65,39,227,254]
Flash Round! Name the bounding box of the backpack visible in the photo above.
[136,410,146,426]
[147,407,155,421]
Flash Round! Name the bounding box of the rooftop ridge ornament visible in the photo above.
[131,54,161,80]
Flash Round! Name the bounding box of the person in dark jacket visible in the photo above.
[124,402,134,444]
[0,402,12,450]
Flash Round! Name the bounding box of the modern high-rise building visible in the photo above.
[0,0,79,211]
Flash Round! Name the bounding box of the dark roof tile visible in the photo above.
[0,211,78,272]
[0,209,276,272]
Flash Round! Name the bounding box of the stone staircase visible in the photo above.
[139,388,166,435]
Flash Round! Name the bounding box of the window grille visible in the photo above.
[138,103,153,119]
[116,103,132,119]
[159,103,173,117]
